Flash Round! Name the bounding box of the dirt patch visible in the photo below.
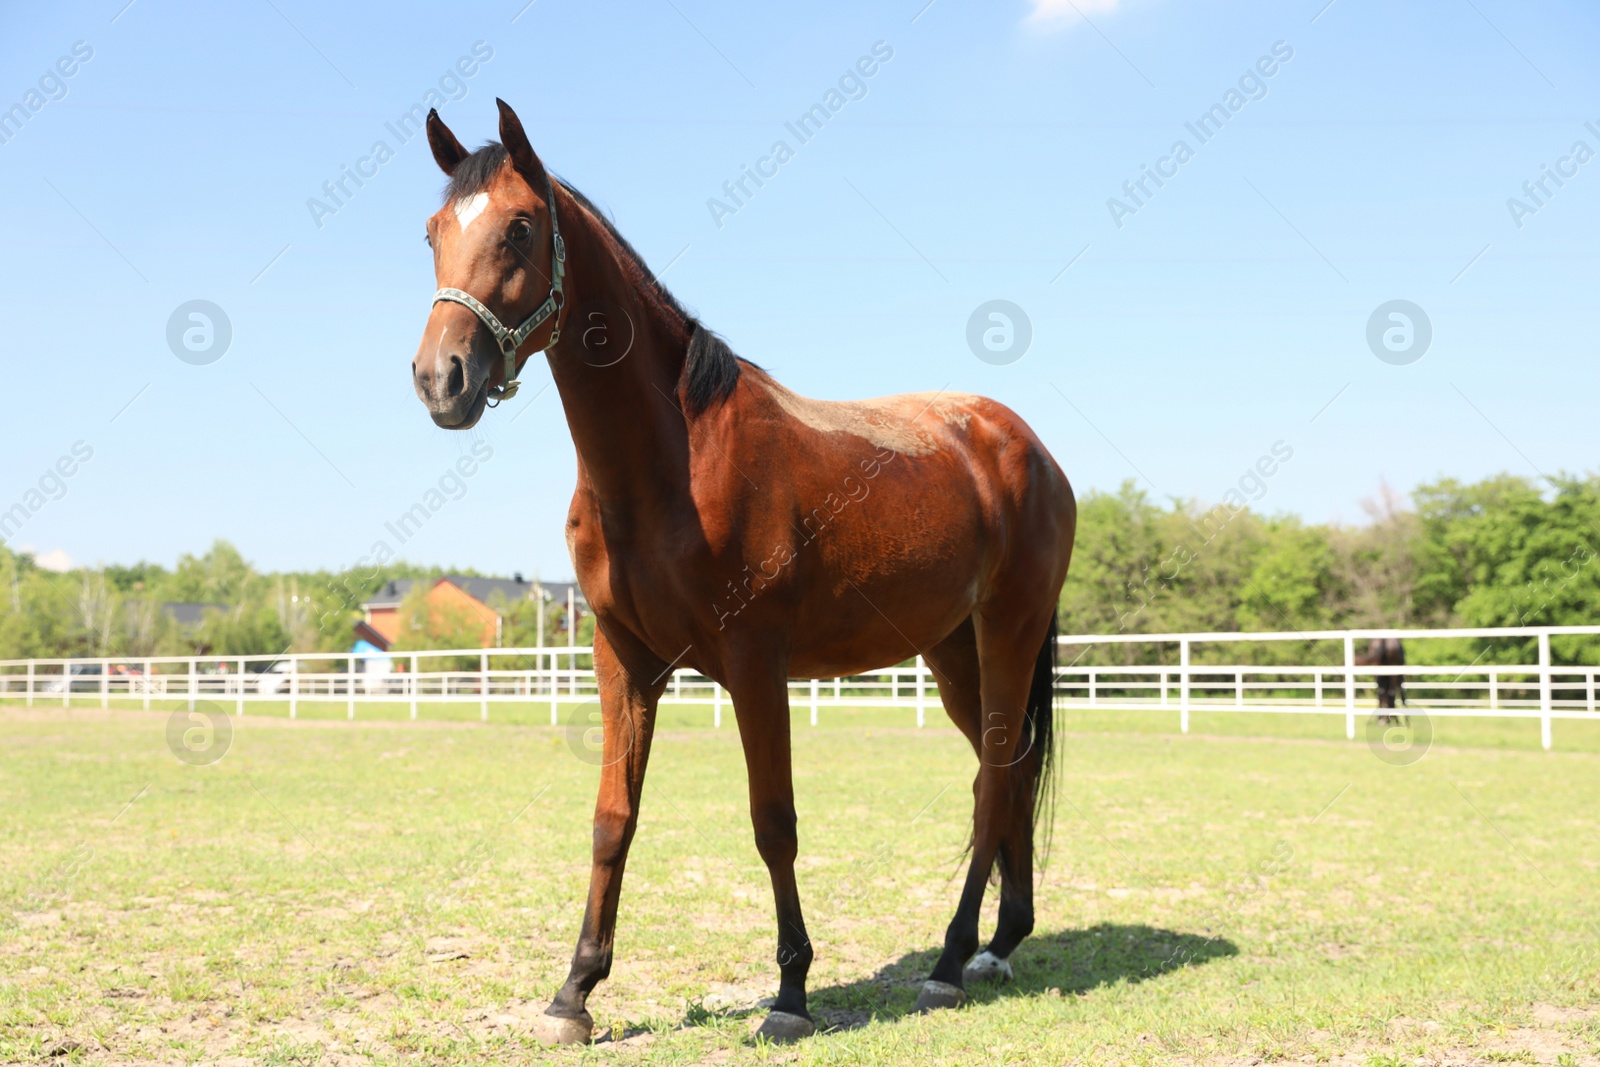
[1182,1008,1600,1067]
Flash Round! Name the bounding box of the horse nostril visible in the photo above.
[446,354,466,398]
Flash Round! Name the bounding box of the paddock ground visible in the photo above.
[3,703,1599,1066]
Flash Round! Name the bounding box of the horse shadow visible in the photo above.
[675,922,1238,1037]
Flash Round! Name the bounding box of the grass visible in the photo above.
[14,691,1600,752]
[2,703,1599,1065]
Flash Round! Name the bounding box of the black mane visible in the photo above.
[442,141,509,204]
[443,142,745,414]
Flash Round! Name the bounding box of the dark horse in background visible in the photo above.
[410,101,1077,1043]
[1355,637,1406,724]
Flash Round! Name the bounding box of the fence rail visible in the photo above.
[2,625,1597,749]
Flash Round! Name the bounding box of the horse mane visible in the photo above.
[443,142,745,414]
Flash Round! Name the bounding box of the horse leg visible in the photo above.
[969,753,1038,983]
[728,663,816,1042]
[925,616,982,744]
[924,620,1028,986]
[1377,677,1398,724]
[538,628,666,1045]
[916,611,1049,1012]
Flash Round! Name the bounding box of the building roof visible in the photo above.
[352,619,391,652]
[361,576,584,612]
[527,580,585,606]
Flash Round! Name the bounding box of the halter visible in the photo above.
[431,170,567,405]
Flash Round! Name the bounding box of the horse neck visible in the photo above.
[542,189,693,512]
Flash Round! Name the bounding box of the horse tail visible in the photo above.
[1026,612,1061,867]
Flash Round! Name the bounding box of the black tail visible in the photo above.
[1025,613,1060,868]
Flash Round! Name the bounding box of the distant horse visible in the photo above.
[410,101,1077,1043]
[1354,637,1406,725]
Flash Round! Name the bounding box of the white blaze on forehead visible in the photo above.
[453,191,490,232]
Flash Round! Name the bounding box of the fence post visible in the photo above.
[810,678,819,727]
[1179,640,1190,734]
[144,659,153,711]
[100,658,109,706]
[714,682,723,729]
[1539,631,1552,751]
[26,661,33,708]
[549,650,559,726]
[289,657,298,720]
[1089,668,1097,707]
[409,654,419,720]
[1313,670,1322,709]
[347,656,356,720]
[188,659,196,711]
[915,655,927,728]
[62,661,69,707]
[237,658,245,717]
[1343,636,1356,740]
[480,651,489,722]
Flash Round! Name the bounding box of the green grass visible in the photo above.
[11,693,1600,752]
[3,705,1599,1065]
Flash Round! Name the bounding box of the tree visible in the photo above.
[1411,474,1600,664]
[1325,483,1425,629]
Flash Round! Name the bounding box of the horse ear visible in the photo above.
[496,98,549,189]
[427,109,470,176]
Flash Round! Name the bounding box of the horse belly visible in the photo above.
[784,493,987,677]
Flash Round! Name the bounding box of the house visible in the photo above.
[358,574,584,651]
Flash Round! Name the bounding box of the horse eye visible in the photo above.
[508,219,533,243]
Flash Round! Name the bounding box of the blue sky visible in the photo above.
[1,0,1595,578]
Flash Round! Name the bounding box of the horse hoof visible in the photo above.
[963,950,1014,984]
[914,979,968,1013]
[533,1011,593,1045]
[755,1010,816,1043]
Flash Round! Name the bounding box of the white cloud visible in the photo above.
[1026,0,1126,27]
[32,548,75,572]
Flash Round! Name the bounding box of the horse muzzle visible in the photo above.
[413,346,490,430]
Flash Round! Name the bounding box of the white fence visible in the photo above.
[0,645,936,730]
[1056,625,1600,751]
[1,625,1596,749]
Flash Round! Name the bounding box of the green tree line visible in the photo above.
[0,472,1594,665]
[1061,473,1599,666]
[0,541,482,661]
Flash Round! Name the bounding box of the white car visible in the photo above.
[38,663,101,693]
[253,661,294,695]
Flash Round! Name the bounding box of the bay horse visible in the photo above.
[1355,637,1406,725]
[410,100,1076,1044]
